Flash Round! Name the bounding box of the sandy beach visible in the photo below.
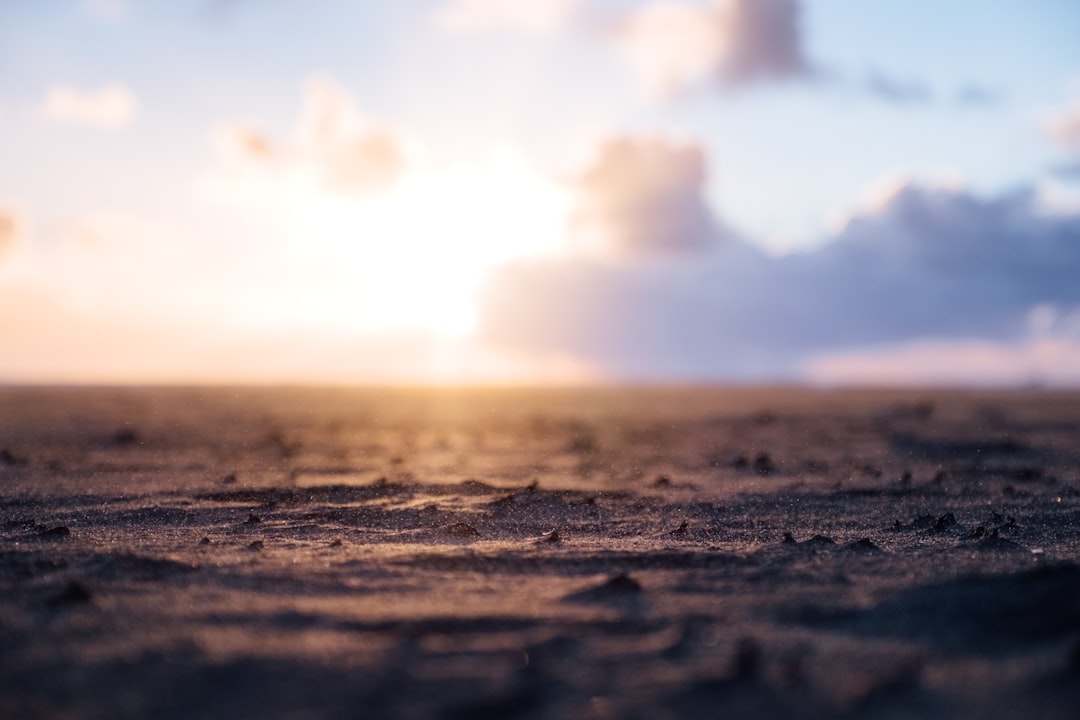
[1,386,1078,719]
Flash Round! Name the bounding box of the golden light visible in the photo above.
[256,149,570,339]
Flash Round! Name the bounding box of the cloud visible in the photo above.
[43,83,137,129]
[1047,100,1080,153]
[864,71,933,104]
[955,83,1002,107]
[204,74,406,199]
[0,206,21,258]
[82,0,128,22]
[433,0,578,34]
[612,0,811,96]
[296,75,404,195]
[571,136,728,255]
[478,163,1080,382]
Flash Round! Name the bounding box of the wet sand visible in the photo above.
[1,386,1079,719]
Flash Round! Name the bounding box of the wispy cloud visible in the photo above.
[433,0,578,34]
[864,71,933,104]
[954,83,1002,107]
[43,83,138,129]
[204,74,406,200]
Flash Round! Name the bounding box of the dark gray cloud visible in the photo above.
[719,0,810,86]
[479,170,1080,381]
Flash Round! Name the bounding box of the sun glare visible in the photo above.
[275,151,568,338]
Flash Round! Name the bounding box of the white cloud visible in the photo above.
[43,83,137,129]
[570,135,729,255]
[613,0,811,97]
[433,0,578,34]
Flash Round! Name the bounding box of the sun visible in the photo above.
[273,150,569,338]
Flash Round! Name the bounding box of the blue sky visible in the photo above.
[1,0,1079,384]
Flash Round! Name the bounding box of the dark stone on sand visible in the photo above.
[1,448,28,466]
[38,525,71,538]
[50,580,92,606]
[933,512,957,532]
[844,538,884,553]
[199,537,211,545]
[458,479,497,494]
[537,529,561,544]
[329,539,343,548]
[248,540,264,551]
[111,427,139,446]
[440,522,480,537]
[653,475,672,488]
[753,453,776,476]
[244,513,262,525]
[669,521,689,536]
[972,531,1027,553]
[488,493,517,507]
[222,473,238,485]
[782,532,796,544]
[564,573,643,603]
[1012,466,1044,482]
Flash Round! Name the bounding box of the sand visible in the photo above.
[1,386,1078,719]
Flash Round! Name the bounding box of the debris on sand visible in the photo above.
[110,428,139,447]
[667,521,689,537]
[564,573,643,603]
[537,529,561,544]
[49,581,92,607]
[1,448,28,466]
[440,522,480,538]
[844,538,884,553]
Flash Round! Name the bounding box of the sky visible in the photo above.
[1,0,1079,385]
